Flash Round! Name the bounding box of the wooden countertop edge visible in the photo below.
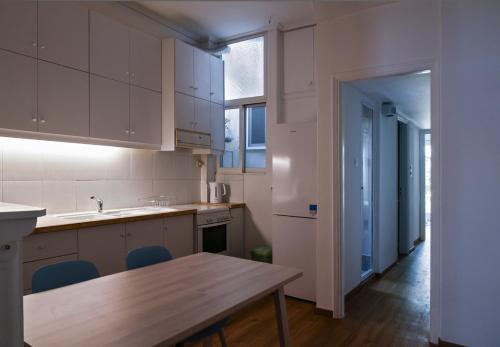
[192,202,246,209]
[34,209,197,234]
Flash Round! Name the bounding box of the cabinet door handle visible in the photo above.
[130,130,135,135]
[210,92,214,95]
[32,42,37,47]
[39,44,46,49]
[31,116,37,123]
[40,118,46,124]
[37,245,46,250]
[127,232,132,237]
[193,86,198,90]
[120,233,125,238]
[125,130,129,134]
[125,71,129,76]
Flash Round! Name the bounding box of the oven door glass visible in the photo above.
[203,224,227,253]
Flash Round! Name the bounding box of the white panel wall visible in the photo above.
[0,138,201,214]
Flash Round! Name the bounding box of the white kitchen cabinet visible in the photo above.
[130,28,162,92]
[125,219,164,253]
[130,86,162,145]
[195,97,211,134]
[210,102,225,151]
[174,92,196,131]
[283,26,315,95]
[194,47,211,101]
[38,2,89,71]
[90,11,130,84]
[210,55,224,105]
[23,254,78,293]
[229,208,245,258]
[38,60,89,137]
[78,224,127,276]
[0,50,37,132]
[175,39,195,96]
[90,75,130,142]
[0,1,37,58]
[164,215,194,258]
[23,230,77,263]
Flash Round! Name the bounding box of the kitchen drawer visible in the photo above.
[23,254,78,292]
[23,230,77,263]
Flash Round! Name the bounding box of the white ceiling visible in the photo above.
[351,72,431,129]
[138,1,388,42]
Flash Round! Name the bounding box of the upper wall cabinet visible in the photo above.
[130,28,162,92]
[91,11,161,92]
[90,11,130,84]
[194,47,211,101]
[38,2,89,71]
[0,1,37,58]
[0,50,37,132]
[210,55,224,105]
[283,26,315,94]
[130,86,162,145]
[174,40,211,101]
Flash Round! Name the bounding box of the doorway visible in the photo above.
[361,104,374,278]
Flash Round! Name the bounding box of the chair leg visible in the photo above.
[202,335,213,347]
[218,328,228,347]
[175,343,184,347]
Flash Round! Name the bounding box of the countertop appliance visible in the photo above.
[272,120,317,302]
[209,182,229,204]
[195,206,232,255]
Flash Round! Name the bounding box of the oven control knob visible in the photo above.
[207,218,214,223]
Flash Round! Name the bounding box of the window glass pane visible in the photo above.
[222,36,264,100]
[245,105,266,169]
[221,108,240,169]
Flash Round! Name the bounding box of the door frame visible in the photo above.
[331,59,441,343]
[419,129,432,241]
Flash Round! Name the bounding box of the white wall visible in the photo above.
[0,137,201,214]
[440,1,500,345]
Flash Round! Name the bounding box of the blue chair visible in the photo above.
[32,260,100,293]
[126,246,229,347]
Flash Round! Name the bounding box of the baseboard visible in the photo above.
[375,261,398,278]
[314,307,333,317]
[437,338,467,347]
[345,272,376,300]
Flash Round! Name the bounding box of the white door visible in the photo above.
[38,2,89,71]
[78,224,127,276]
[164,215,194,258]
[125,219,164,253]
[37,61,89,137]
[272,215,316,301]
[130,86,161,144]
[0,1,37,58]
[0,50,37,132]
[193,47,211,101]
[195,97,211,134]
[90,11,130,84]
[90,75,130,141]
[175,92,195,131]
[175,40,194,96]
[283,26,315,94]
[210,102,225,150]
[210,55,224,105]
[130,28,161,92]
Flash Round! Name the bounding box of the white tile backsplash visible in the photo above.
[0,139,202,213]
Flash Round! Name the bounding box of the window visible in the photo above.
[245,105,266,169]
[222,36,264,101]
[220,35,266,172]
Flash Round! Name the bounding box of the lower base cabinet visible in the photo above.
[125,219,164,253]
[164,215,194,258]
[229,208,245,258]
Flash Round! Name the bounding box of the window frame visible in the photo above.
[218,32,268,174]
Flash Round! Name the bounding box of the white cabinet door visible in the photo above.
[193,47,210,101]
[164,215,194,258]
[229,208,245,258]
[0,50,37,132]
[175,40,194,96]
[130,28,161,92]
[38,2,89,71]
[38,61,89,137]
[0,1,37,58]
[23,230,77,263]
[210,102,225,151]
[195,97,211,134]
[90,11,130,84]
[283,27,315,94]
[78,224,127,276]
[210,55,224,105]
[175,92,195,131]
[130,86,161,144]
[90,75,130,141]
[125,219,164,253]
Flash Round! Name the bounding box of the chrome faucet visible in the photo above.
[90,196,104,213]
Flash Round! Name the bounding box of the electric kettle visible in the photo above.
[209,182,229,203]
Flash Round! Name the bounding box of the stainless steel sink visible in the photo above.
[55,207,174,221]
[55,212,113,221]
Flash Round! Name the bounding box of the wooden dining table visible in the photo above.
[23,252,302,347]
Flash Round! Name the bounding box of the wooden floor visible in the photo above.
[190,239,430,347]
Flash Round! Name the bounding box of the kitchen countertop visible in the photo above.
[34,202,245,234]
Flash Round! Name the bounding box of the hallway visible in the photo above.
[199,240,430,347]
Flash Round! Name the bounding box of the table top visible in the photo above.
[24,253,301,347]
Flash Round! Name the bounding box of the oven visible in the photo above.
[196,208,231,255]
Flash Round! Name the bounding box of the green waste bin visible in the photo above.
[251,246,272,263]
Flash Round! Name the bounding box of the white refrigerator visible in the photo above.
[272,120,317,302]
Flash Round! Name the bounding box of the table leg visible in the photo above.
[273,287,290,347]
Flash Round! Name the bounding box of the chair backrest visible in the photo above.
[32,260,100,293]
[126,245,173,270]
